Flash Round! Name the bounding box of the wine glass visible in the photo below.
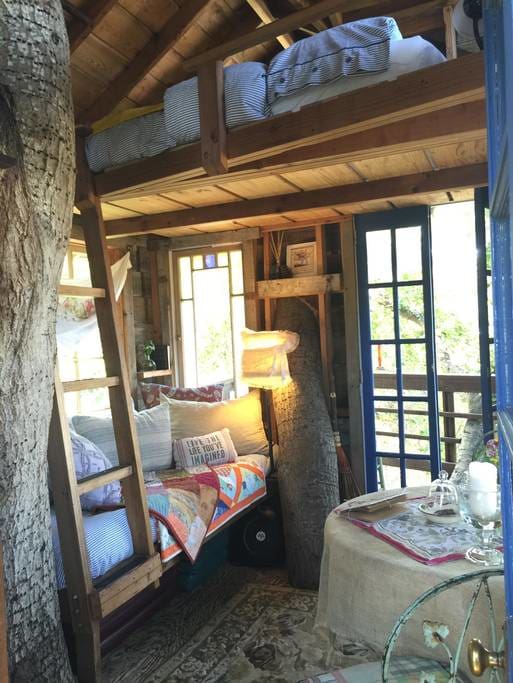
[458,482,503,566]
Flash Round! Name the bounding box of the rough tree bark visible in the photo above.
[273,298,340,589]
[0,3,75,680]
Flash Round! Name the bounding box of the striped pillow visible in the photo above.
[71,403,172,472]
[266,17,402,104]
[163,62,270,147]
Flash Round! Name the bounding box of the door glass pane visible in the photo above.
[372,344,396,395]
[369,288,394,340]
[229,250,244,295]
[366,230,392,283]
[218,251,229,267]
[404,460,431,486]
[398,286,425,339]
[374,400,399,453]
[401,343,426,376]
[179,256,192,299]
[396,226,422,281]
[192,268,233,385]
[205,254,216,269]
[192,254,203,270]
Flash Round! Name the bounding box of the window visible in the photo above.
[57,243,108,416]
[173,247,246,395]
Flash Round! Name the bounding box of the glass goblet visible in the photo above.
[458,484,503,566]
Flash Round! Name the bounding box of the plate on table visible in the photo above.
[418,501,460,525]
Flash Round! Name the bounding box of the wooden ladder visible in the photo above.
[47,139,161,682]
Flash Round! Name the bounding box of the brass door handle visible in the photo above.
[468,639,505,676]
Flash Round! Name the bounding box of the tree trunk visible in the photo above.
[0,3,75,680]
[273,298,340,589]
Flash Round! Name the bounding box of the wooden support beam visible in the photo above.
[184,0,380,70]
[242,239,260,330]
[66,0,118,53]
[105,163,488,236]
[247,0,294,48]
[344,0,451,35]
[94,56,485,201]
[166,227,260,250]
[257,273,343,298]
[227,52,484,163]
[78,0,212,124]
[149,250,163,344]
[444,4,458,59]
[198,61,228,175]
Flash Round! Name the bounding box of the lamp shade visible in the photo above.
[240,328,299,390]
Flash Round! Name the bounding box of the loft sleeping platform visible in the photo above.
[87,21,485,205]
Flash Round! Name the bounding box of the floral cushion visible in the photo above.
[140,382,224,409]
[299,657,468,683]
[70,432,121,511]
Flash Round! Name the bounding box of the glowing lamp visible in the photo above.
[240,328,299,390]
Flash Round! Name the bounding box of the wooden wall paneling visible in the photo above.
[262,231,273,330]
[339,218,366,493]
[156,248,174,373]
[197,60,228,175]
[148,249,163,344]
[121,267,138,398]
[67,0,119,53]
[242,238,260,331]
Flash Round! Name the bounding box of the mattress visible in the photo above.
[85,36,445,174]
[271,36,446,116]
[52,454,270,589]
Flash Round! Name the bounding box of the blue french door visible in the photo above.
[356,207,441,492]
[483,3,513,672]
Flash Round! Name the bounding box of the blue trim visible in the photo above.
[356,207,440,492]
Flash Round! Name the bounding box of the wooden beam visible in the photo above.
[66,0,118,53]
[242,239,260,330]
[167,226,260,249]
[198,61,228,175]
[94,55,485,200]
[344,0,449,33]
[444,4,457,59]
[227,52,484,162]
[78,0,212,124]
[247,0,294,48]
[257,273,343,298]
[183,0,381,70]
[105,163,488,236]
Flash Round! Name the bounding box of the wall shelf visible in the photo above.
[136,369,173,380]
[256,273,343,299]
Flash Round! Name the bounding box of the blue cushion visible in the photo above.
[267,17,402,104]
[70,432,121,511]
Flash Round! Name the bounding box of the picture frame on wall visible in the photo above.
[286,242,317,277]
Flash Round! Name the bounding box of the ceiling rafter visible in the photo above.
[77,0,214,125]
[246,0,294,49]
[104,163,488,237]
[63,0,118,53]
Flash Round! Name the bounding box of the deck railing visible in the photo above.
[372,373,496,472]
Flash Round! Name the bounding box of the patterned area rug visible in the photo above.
[104,564,378,683]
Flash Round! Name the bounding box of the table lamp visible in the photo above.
[240,328,299,471]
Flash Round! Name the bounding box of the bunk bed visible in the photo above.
[52,1,490,681]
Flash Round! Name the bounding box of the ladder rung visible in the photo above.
[77,465,133,496]
[59,284,106,298]
[62,376,120,392]
[90,554,162,618]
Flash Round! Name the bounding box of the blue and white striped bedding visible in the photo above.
[84,18,438,174]
[52,454,271,589]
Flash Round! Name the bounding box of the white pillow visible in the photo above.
[161,391,268,456]
[71,403,172,471]
[173,428,237,469]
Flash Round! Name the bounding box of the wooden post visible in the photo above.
[442,390,457,463]
[340,218,366,493]
[443,5,457,60]
[315,225,332,404]
[262,232,273,330]
[122,268,138,399]
[197,60,228,175]
[242,239,260,330]
[148,249,163,344]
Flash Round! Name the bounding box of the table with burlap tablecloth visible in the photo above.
[315,487,504,670]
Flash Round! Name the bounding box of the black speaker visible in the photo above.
[229,475,285,567]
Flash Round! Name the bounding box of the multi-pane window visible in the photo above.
[174,247,246,395]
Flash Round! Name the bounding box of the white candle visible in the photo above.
[468,461,498,519]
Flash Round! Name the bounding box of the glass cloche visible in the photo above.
[419,470,460,523]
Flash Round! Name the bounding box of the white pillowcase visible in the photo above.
[161,391,268,456]
[173,428,237,469]
[71,403,172,471]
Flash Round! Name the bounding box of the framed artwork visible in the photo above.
[286,242,317,277]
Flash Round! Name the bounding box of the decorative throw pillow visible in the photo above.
[139,382,224,409]
[161,391,268,456]
[71,403,172,471]
[70,432,121,511]
[173,428,238,469]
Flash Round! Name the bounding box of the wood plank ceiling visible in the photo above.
[66,0,487,236]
